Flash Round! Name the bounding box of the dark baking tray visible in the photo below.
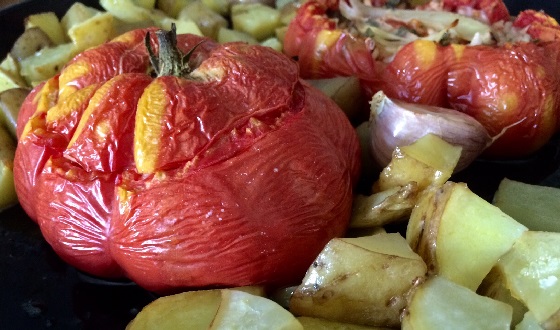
[1,1,559,329]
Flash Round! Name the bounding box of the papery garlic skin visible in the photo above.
[369,91,492,172]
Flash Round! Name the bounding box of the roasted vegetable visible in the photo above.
[13,27,361,293]
[289,233,427,328]
[127,287,303,330]
[10,27,54,61]
[406,181,527,291]
[283,0,560,158]
[402,276,513,329]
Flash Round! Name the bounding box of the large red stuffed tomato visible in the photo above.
[14,27,361,293]
[283,0,560,158]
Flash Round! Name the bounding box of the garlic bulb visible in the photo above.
[369,91,493,172]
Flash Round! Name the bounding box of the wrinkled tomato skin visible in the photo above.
[111,85,358,292]
[64,74,153,173]
[447,42,560,156]
[367,40,560,157]
[371,40,451,106]
[15,78,61,220]
[284,0,560,158]
[36,163,124,278]
[14,29,361,293]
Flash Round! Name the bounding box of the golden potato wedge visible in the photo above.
[25,12,67,45]
[350,183,418,228]
[177,0,228,39]
[19,43,77,85]
[201,0,230,16]
[402,276,513,330]
[231,3,282,41]
[61,2,101,32]
[493,178,560,232]
[0,54,24,84]
[127,288,302,330]
[100,0,152,23]
[516,312,544,330]
[290,234,427,328]
[375,133,462,192]
[478,265,529,327]
[275,25,288,43]
[67,12,116,52]
[127,289,222,329]
[211,289,303,329]
[217,27,259,44]
[406,181,528,291]
[496,231,560,329]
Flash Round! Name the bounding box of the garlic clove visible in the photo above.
[369,91,492,172]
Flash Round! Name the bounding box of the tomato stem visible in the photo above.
[145,23,202,78]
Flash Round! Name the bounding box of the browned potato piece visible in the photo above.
[290,234,427,328]
[275,25,288,43]
[25,12,68,45]
[375,133,461,193]
[10,27,54,61]
[100,0,152,23]
[350,183,418,228]
[406,182,527,291]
